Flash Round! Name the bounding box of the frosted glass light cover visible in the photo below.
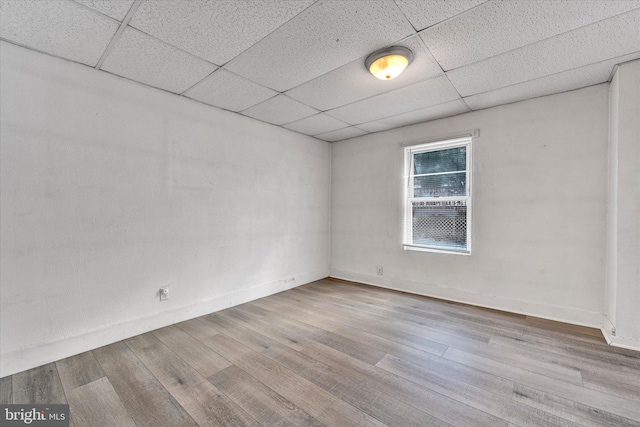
[365,46,413,80]
[369,55,409,80]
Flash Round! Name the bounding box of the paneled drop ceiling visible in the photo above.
[1,0,639,142]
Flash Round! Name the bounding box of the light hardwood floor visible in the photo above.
[2,278,639,426]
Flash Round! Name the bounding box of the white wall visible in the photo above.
[605,59,640,350]
[0,42,331,377]
[331,85,609,328]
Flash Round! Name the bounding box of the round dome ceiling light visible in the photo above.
[365,46,414,81]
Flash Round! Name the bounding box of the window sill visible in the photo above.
[403,244,471,256]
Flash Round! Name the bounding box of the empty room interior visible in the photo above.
[1,0,639,426]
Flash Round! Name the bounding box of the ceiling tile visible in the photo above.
[129,0,314,65]
[283,113,350,136]
[326,76,460,125]
[446,9,640,96]
[315,126,368,142]
[285,35,442,111]
[464,52,640,110]
[184,69,277,112]
[241,95,319,126]
[0,0,119,66]
[395,0,487,31]
[73,0,135,21]
[225,0,415,91]
[422,0,640,70]
[101,27,217,94]
[358,99,469,132]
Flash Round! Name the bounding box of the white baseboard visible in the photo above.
[330,269,602,330]
[0,269,328,378]
[606,337,640,352]
[601,315,640,351]
[602,315,615,344]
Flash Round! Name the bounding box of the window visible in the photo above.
[403,137,472,254]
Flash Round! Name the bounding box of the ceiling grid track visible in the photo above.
[94,0,143,70]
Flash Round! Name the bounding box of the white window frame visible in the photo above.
[403,136,472,255]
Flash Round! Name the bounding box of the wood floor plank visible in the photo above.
[396,298,630,366]
[293,286,510,360]
[231,304,328,347]
[262,341,449,427]
[295,285,609,388]
[236,304,328,338]
[365,392,452,427]
[315,331,387,366]
[56,351,105,393]
[444,347,640,421]
[209,365,324,427]
[377,354,580,427]
[215,309,311,351]
[512,382,640,427]
[261,341,381,409]
[320,279,489,319]
[315,281,606,349]
[488,337,640,387]
[332,326,515,398]
[317,399,389,427]
[249,297,344,332]
[66,377,136,427]
[201,333,337,418]
[581,370,640,403]
[175,317,221,341]
[466,341,584,386]
[271,291,449,356]
[491,331,640,371]
[93,341,197,427]
[277,289,457,355]
[299,287,503,349]
[308,280,393,306]
[524,316,604,338]
[321,371,384,413]
[343,285,523,334]
[262,342,332,386]
[12,363,66,404]
[0,376,12,404]
[152,325,231,377]
[452,305,605,347]
[263,332,445,427]
[302,340,507,427]
[125,332,259,427]
[204,312,278,352]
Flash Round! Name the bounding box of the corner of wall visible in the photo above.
[603,59,640,352]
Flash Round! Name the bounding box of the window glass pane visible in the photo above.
[413,147,466,174]
[413,172,466,197]
[412,200,467,250]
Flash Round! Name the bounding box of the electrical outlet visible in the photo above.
[159,287,169,301]
[377,266,383,276]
